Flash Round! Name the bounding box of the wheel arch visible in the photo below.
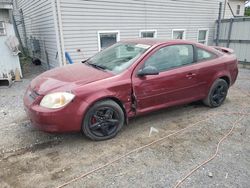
[205,72,231,97]
[104,97,128,124]
[219,76,230,86]
[211,71,231,87]
[81,96,128,126]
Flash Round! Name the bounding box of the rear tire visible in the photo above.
[203,79,229,108]
[82,100,125,141]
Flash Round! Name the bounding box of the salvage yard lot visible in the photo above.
[0,66,249,188]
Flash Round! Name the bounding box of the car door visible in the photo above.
[132,44,204,114]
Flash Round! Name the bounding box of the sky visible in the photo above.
[246,1,250,7]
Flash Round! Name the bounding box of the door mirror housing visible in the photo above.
[137,66,159,77]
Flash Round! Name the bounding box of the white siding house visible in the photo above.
[0,0,22,83]
[223,0,246,19]
[15,0,225,67]
[14,0,62,68]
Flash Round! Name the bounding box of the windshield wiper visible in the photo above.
[85,62,107,71]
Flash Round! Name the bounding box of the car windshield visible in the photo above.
[85,43,151,74]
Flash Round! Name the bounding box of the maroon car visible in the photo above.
[24,39,238,140]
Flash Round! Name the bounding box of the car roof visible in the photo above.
[121,38,195,46]
[121,38,222,56]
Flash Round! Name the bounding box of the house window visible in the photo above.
[198,29,209,45]
[139,30,157,38]
[172,29,186,39]
[0,21,6,36]
[98,31,120,51]
[236,5,241,15]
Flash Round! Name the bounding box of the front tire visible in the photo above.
[203,79,229,108]
[82,100,125,141]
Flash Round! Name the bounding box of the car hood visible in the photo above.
[30,63,113,95]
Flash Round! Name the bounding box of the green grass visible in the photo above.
[245,7,250,16]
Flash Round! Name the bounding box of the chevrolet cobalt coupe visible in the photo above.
[24,39,238,140]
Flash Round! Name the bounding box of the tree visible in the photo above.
[245,7,250,16]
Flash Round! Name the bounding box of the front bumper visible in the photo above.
[23,88,87,132]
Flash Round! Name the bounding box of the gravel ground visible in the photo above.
[0,65,249,188]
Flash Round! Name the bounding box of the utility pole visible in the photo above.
[216,2,222,46]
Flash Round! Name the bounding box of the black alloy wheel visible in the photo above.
[82,100,124,141]
[211,84,227,106]
[203,79,229,108]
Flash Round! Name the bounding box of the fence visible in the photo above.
[216,17,250,64]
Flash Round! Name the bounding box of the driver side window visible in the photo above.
[144,45,194,72]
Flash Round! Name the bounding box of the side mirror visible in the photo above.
[137,66,159,77]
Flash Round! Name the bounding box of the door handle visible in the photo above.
[186,73,196,79]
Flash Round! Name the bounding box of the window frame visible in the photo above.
[97,30,120,51]
[0,21,6,36]
[236,5,241,15]
[139,29,157,38]
[197,28,209,45]
[172,29,186,40]
[141,44,196,73]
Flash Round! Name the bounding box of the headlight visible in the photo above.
[40,92,75,109]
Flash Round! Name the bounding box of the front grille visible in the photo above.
[30,90,39,100]
[29,90,40,100]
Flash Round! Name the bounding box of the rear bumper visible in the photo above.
[231,66,238,86]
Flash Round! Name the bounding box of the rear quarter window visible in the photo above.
[197,48,216,62]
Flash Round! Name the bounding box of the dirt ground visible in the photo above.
[0,64,249,188]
